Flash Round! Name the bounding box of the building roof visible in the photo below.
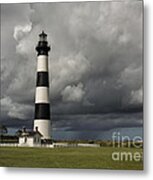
[20,130,43,137]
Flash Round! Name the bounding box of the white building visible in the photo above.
[19,127,42,147]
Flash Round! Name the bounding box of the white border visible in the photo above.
[0,0,113,3]
[0,0,152,179]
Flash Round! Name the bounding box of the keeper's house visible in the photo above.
[19,127,42,147]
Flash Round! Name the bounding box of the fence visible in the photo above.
[0,143,100,148]
[0,143,18,147]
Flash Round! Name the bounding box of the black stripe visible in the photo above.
[35,103,50,119]
[36,72,49,87]
[36,41,50,56]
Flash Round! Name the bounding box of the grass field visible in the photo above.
[0,147,143,170]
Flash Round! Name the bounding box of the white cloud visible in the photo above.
[1,96,32,120]
[13,22,37,56]
[130,88,143,105]
[13,23,32,41]
[118,67,142,90]
[61,83,85,102]
[51,53,90,98]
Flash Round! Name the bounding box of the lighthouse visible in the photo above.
[34,31,51,140]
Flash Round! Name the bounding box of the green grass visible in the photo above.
[0,147,143,170]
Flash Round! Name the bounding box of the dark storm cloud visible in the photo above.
[1,1,143,131]
[52,112,143,131]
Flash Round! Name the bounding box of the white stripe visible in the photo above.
[34,119,51,139]
[35,87,49,103]
[37,55,48,72]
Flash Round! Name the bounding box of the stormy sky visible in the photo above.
[1,1,143,139]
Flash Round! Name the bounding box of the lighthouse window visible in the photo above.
[39,36,47,42]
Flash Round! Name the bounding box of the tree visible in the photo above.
[15,129,22,137]
[0,124,8,143]
[0,124,8,135]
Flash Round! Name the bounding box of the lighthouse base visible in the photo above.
[34,119,51,139]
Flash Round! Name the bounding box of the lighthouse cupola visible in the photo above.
[36,31,50,56]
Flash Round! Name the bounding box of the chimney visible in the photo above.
[35,126,38,132]
[23,127,26,133]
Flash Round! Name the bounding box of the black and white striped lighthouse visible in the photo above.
[34,31,51,139]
